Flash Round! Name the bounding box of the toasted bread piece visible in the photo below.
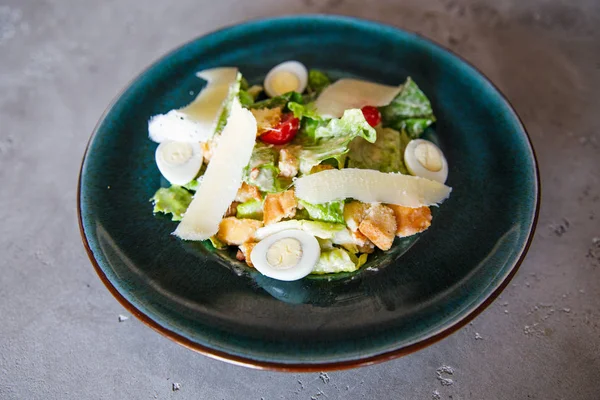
[387,204,432,237]
[224,201,239,217]
[237,242,257,267]
[350,230,375,253]
[343,201,371,232]
[263,190,297,225]
[251,107,282,136]
[200,140,215,162]
[235,182,262,203]
[358,204,397,251]
[216,217,263,246]
[309,164,335,174]
[278,146,300,178]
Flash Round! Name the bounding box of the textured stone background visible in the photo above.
[1,0,599,399]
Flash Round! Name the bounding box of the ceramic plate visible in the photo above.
[78,15,539,370]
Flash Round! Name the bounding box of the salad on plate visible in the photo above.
[149,61,452,281]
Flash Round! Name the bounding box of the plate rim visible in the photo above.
[77,14,541,371]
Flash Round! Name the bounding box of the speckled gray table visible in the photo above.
[1,0,599,399]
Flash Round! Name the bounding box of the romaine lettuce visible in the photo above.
[214,72,243,136]
[288,101,328,145]
[208,235,228,250]
[287,101,321,120]
[254,220,346,241]
[298,109,376,173]
[312,248,363,274]
[238,90,254,107]
[379,77,436,138]
[250,91,303,110]
[298,200,345,224]
[243,144,290,193]
[182,178,201,192]
[347,126,411,174]
[236,199,263,220]
[307,69,331,94]
[150,186,192,221]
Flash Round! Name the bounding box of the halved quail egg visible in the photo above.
[404,139,448,184]
[155,141,203,185]
[264,61,308,98]
[250,229,320,281]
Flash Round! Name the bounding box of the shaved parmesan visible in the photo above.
[315,79,403,118]
[174,98,257,240]
[294,168,451,207]
[148,67,238,143]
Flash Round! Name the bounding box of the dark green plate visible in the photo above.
[78,15,539,370]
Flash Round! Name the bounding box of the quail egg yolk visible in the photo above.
[161,142,194,165]
[270,71,300,95]
[266,238,303,269]
[414,142,443,172]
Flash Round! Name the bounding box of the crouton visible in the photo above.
[224,201,239,217]
[216,217,263,246]
[235,182,262,203]
[358,204,397,251]
[309,164,335,174]
[278,146,300,178]
[343,201,371,232]
[351,230,375,254]
[263,190,297,225]
[237,242,257,267]
[387,205,432,237]
[200,140,216,162]
[251,107,282,136]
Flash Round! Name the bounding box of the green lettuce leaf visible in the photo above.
[379,77,435,138]
[150,186,192,221]
[238,90,254,107]
[294,208,311,220]
[311,248,361,274]
[298,109,376,173]
[243,144,290,193]
[240,76,249,90]
[182,178,201,192]
[214,72,243,135]
[289,101,328,145]
[313,108,377,141]
[298,200,345,223]
[254,220,346,241]
[249,91,303,110]
[181,164,206,191]
[236,199,264,220]
[208,236,228,250]
[307,69,331,94]
[347,126,411,174]
[287,102,321,120]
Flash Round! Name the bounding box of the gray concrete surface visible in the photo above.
[1,0,599,398]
